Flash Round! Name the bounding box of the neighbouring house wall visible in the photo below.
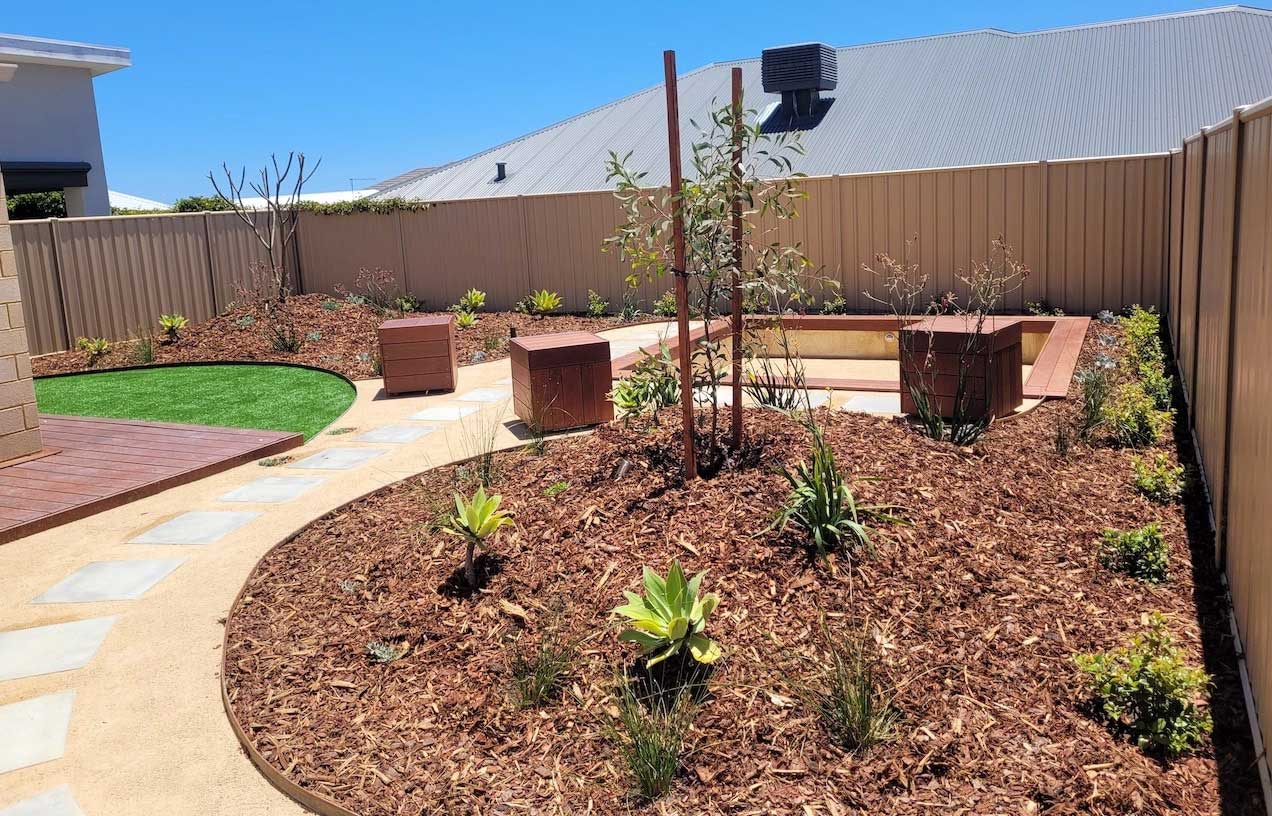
[0,175,43,461]
[0,62,111,216]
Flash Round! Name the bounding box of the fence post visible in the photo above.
[201,212,220,315]
[291,212,306,295]
[1187,130,1208,420]
[395,209,409,297]
[1038,160,1049,304]
[46,218,73,351]
[518,195,532,304]
[1216,107,1248,568]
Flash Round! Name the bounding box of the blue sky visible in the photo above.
[4,0,1236,202]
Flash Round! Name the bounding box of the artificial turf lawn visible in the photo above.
[34,364,355,441]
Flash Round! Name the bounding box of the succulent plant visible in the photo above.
[158,313,188,342]
[442,485,513,586]
[614,560,721,667]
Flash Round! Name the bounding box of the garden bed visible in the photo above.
[222,322,1263,815]
[31,294,641,380]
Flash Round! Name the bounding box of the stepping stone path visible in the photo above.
[840,393,901,414]
[286,447,385,470]
[356,425,437,444]
[410,404,479,422]
[33,559,187,604]
[0,617,115,682]
[218,476,327,504]
[0,691,75,774]
[0,785,84,816]
[128,511,261,545]
[456,387,512,403]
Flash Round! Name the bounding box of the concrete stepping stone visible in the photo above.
[455,387,512,403]
[33,559,186,604]
[410,404,479,422]
[355,425,437,444]
[840,393,901,414]
[494,376,513,385]
[128,511,260,545]
[0,617,116,682]
[0,784,85,816]
[0,691,75,775]
[218,476,326,504]
[285,448,385,470]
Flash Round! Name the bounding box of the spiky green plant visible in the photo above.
[454,309,477,329]
[75,336,110,367]
[772,425,872,556]
[442,485,513,586]
[520,289,562,317]
[1077,368,1110,441]
[158,313,188,343]
[614,560,721,668]
[801,635,898,753]
[609,684,694,801]
[508,631,574,708]
[457,288,486,313]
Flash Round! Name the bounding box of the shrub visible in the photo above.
[1122,305,1164,368]
[441,485,513,586]
[234,314,256,329]
[1138,358,1173,411]
[269,321,304,353]
[1099,522,1168,582]
[320,299,341,311]
[1074,613,1211,756]
[772,425,872,557]
[456,288,486,313]
[75,337,110,367]
[394,294,422,313]
[1104,382,1171,448]
[609,344,680,422]
[1133,453,1184,504]
[366,640,403,664]
[172,194,234,212]
[620,293,642,321]
[158,313,188,343]
[820,293,848,315]
[610,685,694,801]
[132,329,155,364]
[1076,368,1110,440]
[801,634,898,753]
[614,559,721,667]
[585,289,608,317]
[454,310,477,329]
[1025,299,1065,316]
[543,480,570,498]
[508,631,574,708]
[652,289,678,317]
[518,289,562,317]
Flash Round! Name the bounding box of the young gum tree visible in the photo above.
[604,97,820,476]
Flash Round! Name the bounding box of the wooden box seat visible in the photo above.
[898,316,1023,421]
[378,315,457,395]
[511,332,614,431]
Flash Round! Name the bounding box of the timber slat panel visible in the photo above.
[0,415,303,544]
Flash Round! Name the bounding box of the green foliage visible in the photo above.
[131,329,156,364]
[820,293,848,315]
[172,195,234,212]
[366,640,403,664]
[652,290,678,317]
[454,310,477,329]
[7,191,66,219]
[305,330,323,342]
[801,634,898,753]
[1103,382,1171,448]
[234,314,256,329]
[258,455,294,467]
[609,344,680,422]
[518,289,562,316]
[1122,305,1163,368]
[1075,613,1211,756]
[1133,453,1184,504]
[483,333,505,353]
[320,299,341,311]
[442,485,513,586]
[742,286,771,314]
[543,480,570,498]
[296,197,432,215]
[620,293,642,322]
[610,685,694,801]
[1099,523,1168,582]
[455,288,487,313]
[508,631,574,708]
[586,288,608,317]
[268,321,304,353]
[75,337,110,367]
[1025,299,1065,316]
[1138,359,1172,411]
[1054,419,1073,458]
[772,425,872,557]
[394,294,422,313]
[1077,368,1110,440]
[614,559,721,668]
[158,313,188,342]
[743,356,802,412]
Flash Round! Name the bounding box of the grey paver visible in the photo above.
[493,376,513,385]
[285,448,385,470]
[840,393,901,414]
[355,425,437,444]
[455,387,512,403]
[217,476,327,504]
[0,691,75,775]
[128,511,260,545]
[33,559,186,604]
[0,617,117,682]
[410,404,479,422]
[0,784,85,816]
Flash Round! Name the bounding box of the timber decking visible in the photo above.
[0,415,303,544]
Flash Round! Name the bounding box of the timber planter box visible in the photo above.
[898,317,1023,421]
[510,332,613,431]
[378,315,457,395]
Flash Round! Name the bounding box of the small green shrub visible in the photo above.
[610,685,694,801]
[132,329,156,364]
[234,314,256,329]
[1132,453,1184,504]
[801,634,898,753]
[543,480,570,498]
[75,337,110,367]
[586,289,608,317]
[508,631,574,708]
[455,288,486,313]
[366,640,403,664]
[614,559,721,667]
[518,289,562,317]
[1025,299,1065,316]
[1138,358,1173,411]
[394,294,422,313]
[1099,522,1168,582]
[483,334,504,353]
[320,299,341,311]
[609,344,680,422]
[620,293,642,321]
[454,310,477,329]
[1074,613,1211,756]
[1103,382,1171,448]
[1076,368,1110,440]
[820,293,848,315]
[652,290,677,317]
[1122,305,1164,368]
[442,485,513,586]
[269,321,304,353]
[158,313,188,343]
[772,425,872,557]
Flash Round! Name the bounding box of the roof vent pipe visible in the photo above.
[494,161,507,182]
[761,42,837,122]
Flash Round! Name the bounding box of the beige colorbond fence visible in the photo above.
[13,155,1172,356]
[1166,94,1272,760]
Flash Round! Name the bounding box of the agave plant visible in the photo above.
[441,485,513,586]
[614,560,721,667]
[523,289,562,317]
[456,288,486,313]
[454,309,478,329]
[158,313,188,343]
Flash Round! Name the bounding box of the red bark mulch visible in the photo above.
[222,322,1262,815]
[31,294,643,380]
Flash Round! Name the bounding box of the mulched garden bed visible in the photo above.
[31,294,642,380]
[222,321,1263,815]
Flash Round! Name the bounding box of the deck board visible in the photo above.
[0,415,303,544]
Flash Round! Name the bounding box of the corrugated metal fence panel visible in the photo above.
[55,214,216,343]
[523,191,637,312]
[1224,102,1272,760]
[296,212,407,300]
[1192,122,1237,535]
[205,212,277,309]
[9,221,67,356]
[401,198,528,311]
[1176,137,1206,394]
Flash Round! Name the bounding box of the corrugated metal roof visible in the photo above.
[380,5,1272,202]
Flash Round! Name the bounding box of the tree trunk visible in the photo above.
[465,538,478,586]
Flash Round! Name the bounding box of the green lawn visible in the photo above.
[35,364,355,441]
